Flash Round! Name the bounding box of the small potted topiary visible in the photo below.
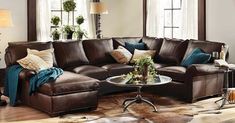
[63,0,76,24]
[51,16,60,26]
[51,29,60,40]
[51,16,61,40]
[75,15,87,40]
[64,25,74,39]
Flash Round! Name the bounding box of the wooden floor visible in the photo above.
[0,96,50,122]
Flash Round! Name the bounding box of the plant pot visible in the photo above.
[66,32,73,39]
[77,33,83,40]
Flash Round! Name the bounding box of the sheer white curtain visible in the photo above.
[76,0,96,39]
[181,0,198,39]
[146,0,164,37]
[36,0,51,41]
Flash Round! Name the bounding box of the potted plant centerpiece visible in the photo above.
[51,16,61,40]
[125,56,157,84]
[75,15,87,40]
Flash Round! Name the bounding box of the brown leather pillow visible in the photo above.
[53,41,89,69]
[82,38,116,65]
[156,38,188,65]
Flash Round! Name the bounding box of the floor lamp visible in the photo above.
[90,2,108,39]
[0,9,13,106]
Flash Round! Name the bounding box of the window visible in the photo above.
[163,0,182,38]
[50,0,77,29]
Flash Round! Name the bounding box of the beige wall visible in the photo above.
[0,0,27,68]
[206,0,235,63]
[101,0,143,37]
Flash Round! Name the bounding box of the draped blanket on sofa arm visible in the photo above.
[4,65,63,106]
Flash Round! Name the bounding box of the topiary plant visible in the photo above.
[63,0,76,12]
[76,16,84,25]
[51,29,60,40]
[51,16,60,26]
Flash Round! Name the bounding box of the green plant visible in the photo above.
[51,29,60,40]
[63,0,76,12]
[51,16,60,26]
[64,25,74,34]
[135,56,156,77]
[76,16,84,25]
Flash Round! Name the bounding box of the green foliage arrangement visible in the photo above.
[51,16,60,26]
[64,25,74,34]
[51,29,60,40]
[76,16,84,25]
[63,0,76,12]
[124,56,157,84]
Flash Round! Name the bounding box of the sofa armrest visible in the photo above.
[186,64,225,76]
[19,69,36,80]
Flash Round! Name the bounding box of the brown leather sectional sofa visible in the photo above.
[4,37,225,116]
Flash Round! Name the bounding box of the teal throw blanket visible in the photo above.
[4,65,63,106]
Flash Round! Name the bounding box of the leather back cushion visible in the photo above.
[157,38,188,65]
[183,39,224,61]
[112,37,142,49]
[53,41,89,69]
[5,42,57,67]
[142,36,163,53]
[82,38,115,65]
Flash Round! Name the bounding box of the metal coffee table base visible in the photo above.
[122,86,157,112]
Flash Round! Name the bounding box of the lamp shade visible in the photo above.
[90,2,108,14]
[0,9,13,28]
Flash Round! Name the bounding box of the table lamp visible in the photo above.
[0,9,13,106]
[90,2,108,39]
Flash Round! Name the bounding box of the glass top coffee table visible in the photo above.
[106,75,172,112]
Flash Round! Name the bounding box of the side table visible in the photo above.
[215,67,235,109]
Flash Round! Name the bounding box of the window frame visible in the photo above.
[143,0,206,40]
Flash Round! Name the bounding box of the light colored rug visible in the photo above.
[7,93,235,123]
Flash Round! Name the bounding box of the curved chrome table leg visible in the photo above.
[122,98,136,106]
[123,99,137,112]
[142,98,158,112]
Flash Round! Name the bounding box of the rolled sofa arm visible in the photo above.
[186,64,225,76]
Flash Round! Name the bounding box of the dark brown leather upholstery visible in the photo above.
[82,39,115,65]
[154,63,169,69]
[183,39,224,61]
[53,41,89,69]
[157,38,188,65]
[66,65,109,80]
[38,71,99,96]
[142,37,163,51]
[157,66,187,82]
[5,41,57,66]
[102,64,134,76]
[112,37,142,49]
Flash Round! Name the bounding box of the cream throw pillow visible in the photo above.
[17,54,50,72]
[110,46,132,64]
[130,49,156,63]
[27,48,54,67]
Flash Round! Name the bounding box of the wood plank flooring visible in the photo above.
[0,96,49,122]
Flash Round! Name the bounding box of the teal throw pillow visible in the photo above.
[181,48,211,67]
[124,42,146,54]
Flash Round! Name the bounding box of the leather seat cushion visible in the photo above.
[66,65,109,80]
[157,66,187,82]
[102,64,134,76]
[154,63,170,69]
[38,71,99,96]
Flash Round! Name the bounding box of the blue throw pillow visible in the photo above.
[181,48,211,67]
[124,42,146,54]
